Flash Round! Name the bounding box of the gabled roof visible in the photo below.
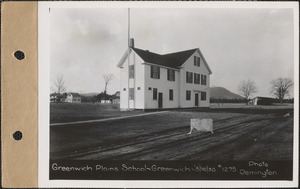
[163,48,199,67]
[117,47,212,74]
[117,48,131,68]
[131,48,198,69]
[50,93,60,97]
[61,93,68,98]
[68,93,81,97]
[253,96,274,100]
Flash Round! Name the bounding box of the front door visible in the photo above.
[158,93,163,109]
[195,93,199,106]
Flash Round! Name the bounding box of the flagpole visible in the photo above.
[127,8,130,110]
[128,8,130,47]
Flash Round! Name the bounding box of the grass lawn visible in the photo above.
[50,102,144,123]
[210,103,294,109]
[50,102,294,124]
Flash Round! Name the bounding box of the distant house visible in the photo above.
[112,99,120,104]
[250,96,274,105]
[101,100,112,104]
[115,91,120,98]
[60,93,68,103]
[117,38,212,111]
[50,93,60,103]
[112,91,120,104]
[66,93,81,103]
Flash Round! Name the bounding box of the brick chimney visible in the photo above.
[129,38,134,48]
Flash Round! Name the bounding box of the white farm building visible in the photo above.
[66,93,81,103]
[117,39,212,111]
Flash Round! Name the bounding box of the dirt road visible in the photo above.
[50,108,293,161]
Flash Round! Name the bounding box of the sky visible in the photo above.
[50,8,295,97]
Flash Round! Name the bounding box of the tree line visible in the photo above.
[210,98,247,104]
[52,73,114,94]
[52,73,293,105]
[237,77,293,104]
[81,92,119,103]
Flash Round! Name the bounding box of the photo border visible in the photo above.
[38,1,299,188]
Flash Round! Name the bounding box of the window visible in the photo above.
[194,73,200,84]
[129,88,134,100]
[169,89,173,101]
[151,65,160,79]
[186,90,191,100]
[186,72,193,83]
[167,69,175,81]
[194,56,200,67]
[153,88,158,100]
[129,65,134,78]
[201,74,207,85]
[201,92,206,101]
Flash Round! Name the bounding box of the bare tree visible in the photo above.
[238,79,258,104]
[270,77,293,103]
[53,74,66,94]
[103,74,113,94]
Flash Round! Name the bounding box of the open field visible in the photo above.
[50,102,294,123]
[50,103,294,161]
[210,103,294,109]
[50,103,143,123]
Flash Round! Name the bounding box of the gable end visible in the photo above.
[180,48,212,74]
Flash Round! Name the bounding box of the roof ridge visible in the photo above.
[129,47,199,69]
[132,47,198,56]
[131,47,162,56]
[162,48,198,56]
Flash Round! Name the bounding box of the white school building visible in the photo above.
[117,39,212,111]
